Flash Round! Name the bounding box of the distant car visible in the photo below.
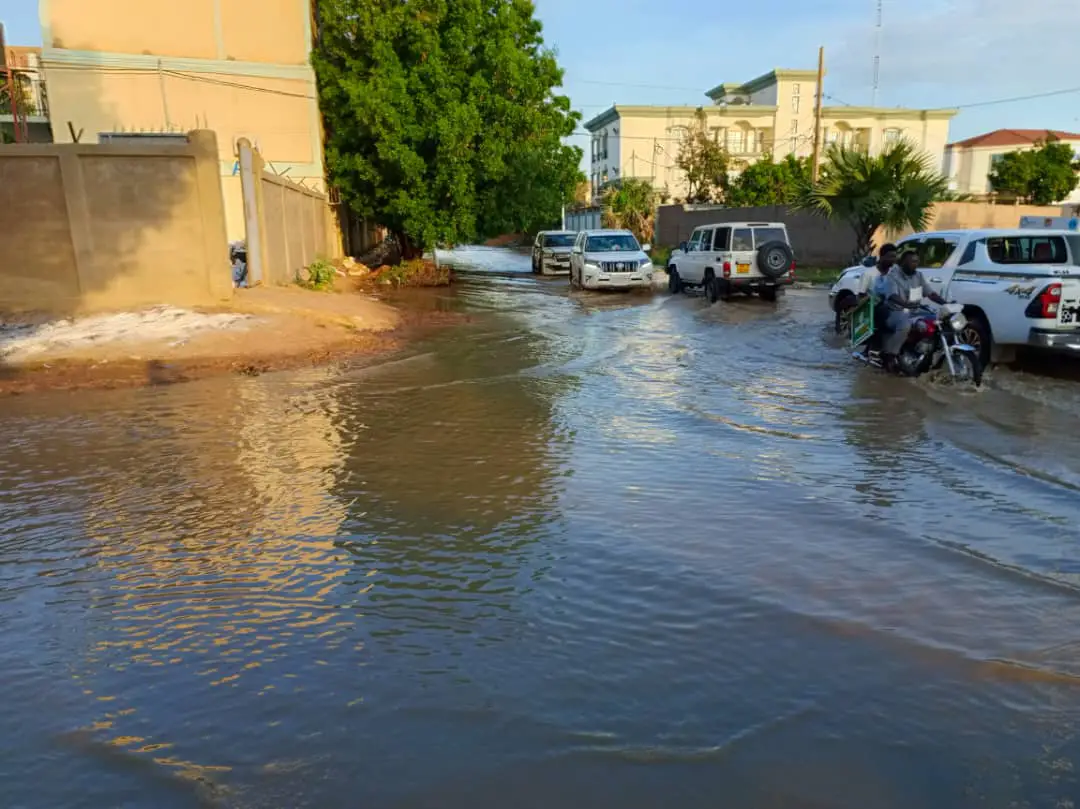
[532,230,576,275]
[829,228,1080,365]
[568,229,654,291]
[666,221,795,302]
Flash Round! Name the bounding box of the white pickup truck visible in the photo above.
[829,229,1080,365]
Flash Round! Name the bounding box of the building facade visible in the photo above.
[38,0,326,240]
[584,68,957,202]
[943,129,1080,204]
[2,45,52,142]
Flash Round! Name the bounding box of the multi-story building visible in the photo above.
[39,0,326,240]
[2,45,52,143]
[584,68,957,202]
[944,129,1080,204]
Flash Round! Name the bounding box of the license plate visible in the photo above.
[1063,308,1079,324]
[736,263,750,274]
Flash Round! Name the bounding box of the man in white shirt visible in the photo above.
[882,248,947,361]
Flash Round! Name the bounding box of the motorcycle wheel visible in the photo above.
[953,351,983,387]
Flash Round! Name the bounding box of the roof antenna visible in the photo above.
[871,0,882,106]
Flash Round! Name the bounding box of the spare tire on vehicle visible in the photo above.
[757,241,794,279]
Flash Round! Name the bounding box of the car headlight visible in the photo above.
[949,313,968,332]
[584,261,601,271]
[638,257,651,268]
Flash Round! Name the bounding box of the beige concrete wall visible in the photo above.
[47,0,309,64]
[879,201,1068,242]
[0,130,232,313]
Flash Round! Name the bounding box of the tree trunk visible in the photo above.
[394,230,424,261]
[851,221,876,264]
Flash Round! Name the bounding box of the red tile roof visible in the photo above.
[949,129,1080,149]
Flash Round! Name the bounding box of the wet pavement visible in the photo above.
[3,246,1080,808]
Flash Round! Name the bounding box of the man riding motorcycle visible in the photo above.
[882,248,947,365]
[856,243,898,302]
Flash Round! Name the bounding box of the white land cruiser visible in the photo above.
[666,221,795,302]
[568,229,654,290]
[829,229,1080,365]
[531,230,576,275]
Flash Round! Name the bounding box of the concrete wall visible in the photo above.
[656,203,858,267]
[0,129,232,313]
[238,139,341,286]
[880,201,1070,242]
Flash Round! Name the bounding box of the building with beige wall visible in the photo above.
[943,129,1080,204]
[38,0,325,241]
[585,68,957,202]
[2,45,52,143]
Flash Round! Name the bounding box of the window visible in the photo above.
[752,227,787,247]
[687,230,703,251]
[916,237,958,268]
[669,126,688,143]
[731,228,754,251]
[727,129,744,153]
[712,227,731,250]
[542,233,575,248]
[791,85,801,114]
[985,235,1068,264]
[884,128,901,145]
[746,129,757,153]
[696,229,713,251]
[601,132,608,159]
[711,126,727,143]
[585,233,641,252]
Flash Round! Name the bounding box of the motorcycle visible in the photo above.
[852,302,983,386]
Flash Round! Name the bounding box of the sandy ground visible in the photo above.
[0,286,404,395]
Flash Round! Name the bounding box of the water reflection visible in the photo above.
[4,252,1080,807]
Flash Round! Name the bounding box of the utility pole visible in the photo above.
[810,46,825,182]
[872,0,883,107]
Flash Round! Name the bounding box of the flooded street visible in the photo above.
[5,246,1080,808]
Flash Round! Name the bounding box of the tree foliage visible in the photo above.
[794,140,949,261]
[675,109,731,203]
[726,153,811,207]
[312,0,583,258]
[601,178,656,243]
[988,137,1080,206]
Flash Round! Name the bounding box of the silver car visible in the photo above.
[532,230,576,275]
[569,229,654,290]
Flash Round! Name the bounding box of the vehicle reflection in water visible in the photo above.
[2,246,1080,808]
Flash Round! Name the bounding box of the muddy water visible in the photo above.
[4,246,1080,808]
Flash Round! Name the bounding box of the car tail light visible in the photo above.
[788,259,796,279]
[1025,283,1062,318]
[722,261,731,278]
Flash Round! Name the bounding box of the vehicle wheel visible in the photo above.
[757,241,794,280]
[833,292,856,335]
[668,267,683,294]
[704,272,719,304]
[953,352,983,387]
[759,286,778,302]
[959,313,992,368]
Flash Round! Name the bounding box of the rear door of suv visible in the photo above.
[730,226,755,279]
[751,225,789,279]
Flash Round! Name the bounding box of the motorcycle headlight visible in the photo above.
[949,313,967,332]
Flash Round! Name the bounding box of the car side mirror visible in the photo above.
[641,244,651,253]
[679,241,687,253]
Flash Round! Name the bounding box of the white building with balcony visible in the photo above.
[584,68,957,203]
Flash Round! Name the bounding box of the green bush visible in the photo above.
[298,257,336,291]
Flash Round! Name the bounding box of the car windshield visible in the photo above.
[585,234,640,252]
[542,233,575,247]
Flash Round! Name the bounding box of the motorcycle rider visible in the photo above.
[856,242,897,300]
[882,248,947,365]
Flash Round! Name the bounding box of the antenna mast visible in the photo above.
[871,0,882,106]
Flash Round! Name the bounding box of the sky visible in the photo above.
[3,0,1078,166]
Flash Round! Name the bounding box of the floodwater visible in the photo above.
[4,247,1080,808]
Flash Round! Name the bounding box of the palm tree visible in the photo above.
[795,140,950,262]
[601,178,656,244]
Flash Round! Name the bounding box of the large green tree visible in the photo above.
[726,153,810,207]
[675,109,731,203]
[989,137,1080,206]
[795,141,949,262]
[313,0,582,258]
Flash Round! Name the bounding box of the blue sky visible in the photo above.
[4,0,1078,162]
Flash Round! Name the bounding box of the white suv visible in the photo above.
[569,229,654,290]
[666,221,795,302]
